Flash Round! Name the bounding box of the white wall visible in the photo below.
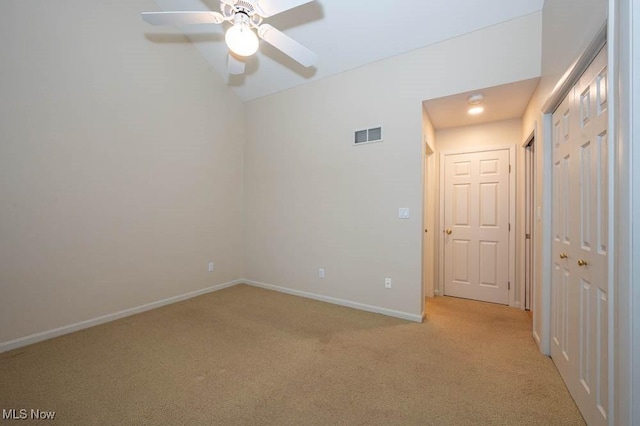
[435,118,522,152]
[0,0,245,345]
[244,14,541,319]
[541,0,609,95]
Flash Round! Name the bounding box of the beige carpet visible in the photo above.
[0,284,584,425]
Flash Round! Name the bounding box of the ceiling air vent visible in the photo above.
[354,126,383,145]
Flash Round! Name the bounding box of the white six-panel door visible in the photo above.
[551,46,609,425]
[443,149,510,305]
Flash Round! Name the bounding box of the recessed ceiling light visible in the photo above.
[468,106,485,115]
[468,93,484,105]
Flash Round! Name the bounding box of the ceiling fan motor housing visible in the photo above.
[222,0,263,26]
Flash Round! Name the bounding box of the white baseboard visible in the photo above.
[0,279,243,353]
[1,278,423,353]
[532,330,542,350]
[244,280,424,323]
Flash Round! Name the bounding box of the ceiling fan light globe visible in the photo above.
[225,23,259,57]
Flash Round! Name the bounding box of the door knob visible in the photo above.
[445,229,452,235]
[577,259,588,266]
[559,253,568,259]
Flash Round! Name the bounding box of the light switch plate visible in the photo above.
[398,208,410,219]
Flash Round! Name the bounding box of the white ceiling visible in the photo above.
[150,0,544,102]
[423,78,541,130]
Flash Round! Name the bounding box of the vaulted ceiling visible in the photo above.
[148,0,544,102]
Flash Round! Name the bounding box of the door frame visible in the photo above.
[615,0,640,423]
[522,130,536,312]
[438,144,517,307]
[541,23,614,423]
[540,23,608,356]
[422,140,436,301]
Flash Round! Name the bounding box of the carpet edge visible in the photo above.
[244,280,423,323]
[0,279,244,353]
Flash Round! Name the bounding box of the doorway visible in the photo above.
[439,146,515,305]
[421,79,540,310]
[523,133,535,312]
[423,142,435,300]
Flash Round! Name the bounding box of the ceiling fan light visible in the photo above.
[225,23,259,57]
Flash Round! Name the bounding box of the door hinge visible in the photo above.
[525,233,531,239]
[508,281,511,290]
[509,223,511,232]
[509,164,512,173]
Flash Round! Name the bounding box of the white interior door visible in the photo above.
[550,46,609,425]
[442,149,510,305]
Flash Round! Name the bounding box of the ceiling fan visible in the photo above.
[142,0,318,75]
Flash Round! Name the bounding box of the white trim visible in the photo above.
[522,129,536,148]
[438,145,514,157]
[437,144,516,306]
[540,112,553,355]
[613,0,638,423]
[532,330,541,346]
[542,23,607,113]
[0,279,243,353]
[0,278,424,353]
[422,139,436,304]
[244,280,424,323]
[521,126,536,314]
[508,145,517,308]
[420,148,424,309]
[438,151,445,297]
[607,8,620,424]
[629,1,640,421]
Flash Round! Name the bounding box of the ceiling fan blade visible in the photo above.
[141,11,224,26]
[258,24,317,67]
[228,54,246,75]
[254,0,313,17]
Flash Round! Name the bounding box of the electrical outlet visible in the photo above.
[208,262,215,272]
[319,268,325,278]
[385,278,392,288]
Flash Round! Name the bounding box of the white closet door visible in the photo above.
[551,46,609,426]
